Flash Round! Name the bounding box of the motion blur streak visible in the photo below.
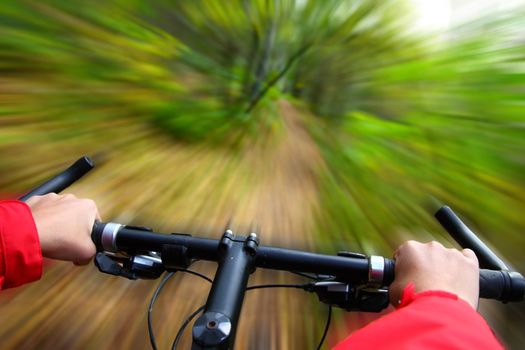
[0,0,524,349]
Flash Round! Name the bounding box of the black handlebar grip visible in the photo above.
[480,269,507,300]
[383,258,395,285]
[19,156,94,201]
[383,261,525,302]
[92,221,106,251]
[479,269,525,302]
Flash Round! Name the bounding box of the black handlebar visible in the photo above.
[19,156,94,201]
[91,222,524,303]
[435,206,509,270]
[92,222,391,285]
[434,205,525,302]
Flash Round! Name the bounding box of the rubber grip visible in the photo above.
[383,262,524,302]
[92,221,106,251]
[480,269,507,300]
[479,269,525,302]
[383,258,395,285]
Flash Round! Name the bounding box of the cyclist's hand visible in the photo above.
[26,193,100,265]
[389,240,479,309]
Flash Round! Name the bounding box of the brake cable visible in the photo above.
[149,270,333,350]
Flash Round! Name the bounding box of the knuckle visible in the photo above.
[81,198,97,210]
[467,254,479,267]
[397,240,422,256]
[447,247,460,255]
[456,249,479,269]
[428,241,444,250]
[462,248,475,257]
[403,240,418,249]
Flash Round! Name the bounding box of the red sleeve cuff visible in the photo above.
[396,282,459,309]
[334,282,503,350]
[0,200,43,289]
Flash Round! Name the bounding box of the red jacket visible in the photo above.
[0,200,42,289]
[334,283,504,349]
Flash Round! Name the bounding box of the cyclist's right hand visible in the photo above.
[389,240,480,309]
[26,193,100,265]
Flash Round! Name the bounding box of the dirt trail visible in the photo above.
[235,100,324,246]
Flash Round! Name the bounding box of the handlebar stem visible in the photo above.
[192,230,258,350]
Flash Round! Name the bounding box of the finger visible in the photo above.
[26,194,52,205]
[394,240,420,259]
[25,196,40,205]
[81,199,100,219]
[461,248,479,263]
[389,281,403,307]
[73,258,92,266]
[393,241,411,257]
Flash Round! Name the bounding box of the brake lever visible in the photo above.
[95,252,165,280]
[310,281,389,312]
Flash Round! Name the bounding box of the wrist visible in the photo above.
[396,282,460,309]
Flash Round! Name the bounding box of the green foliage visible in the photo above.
[0,0,423,141]
[312,11,525,265]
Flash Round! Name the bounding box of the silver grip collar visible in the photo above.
[368,255,385,286]
[101,222,122,252]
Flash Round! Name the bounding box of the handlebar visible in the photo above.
[19,156,94,201]
[435,206,509,270]
[92,222,394,285]
[91,221,525,303]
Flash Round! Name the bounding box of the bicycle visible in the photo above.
[21,156,525,350]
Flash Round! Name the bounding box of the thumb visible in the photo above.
[73,258,92,266]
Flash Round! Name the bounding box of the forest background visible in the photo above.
[0,0,524,349]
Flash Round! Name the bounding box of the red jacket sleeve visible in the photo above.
[0,200,43,289]
[334,283,503,350]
